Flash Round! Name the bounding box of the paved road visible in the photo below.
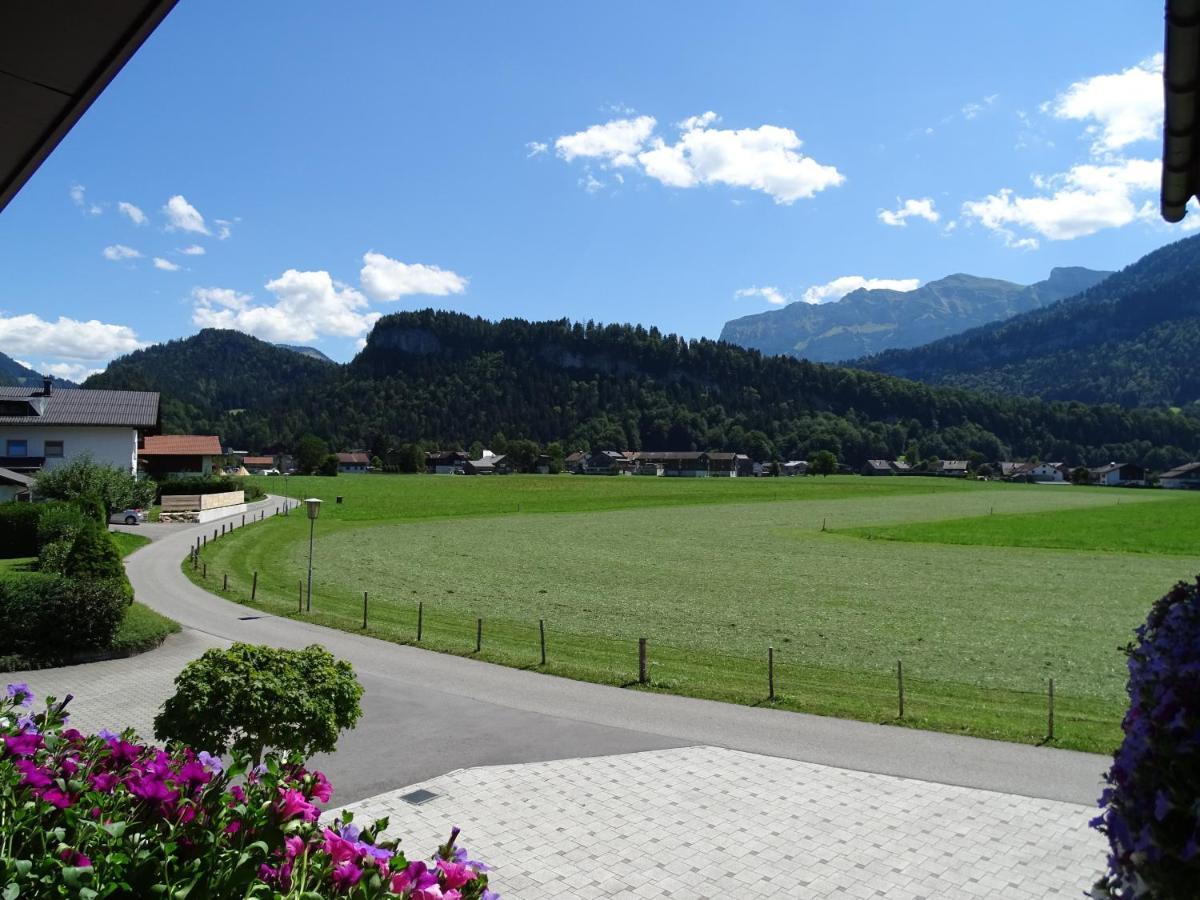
[34,496,1111,807]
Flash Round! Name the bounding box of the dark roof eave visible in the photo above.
[1162,0,1200,222]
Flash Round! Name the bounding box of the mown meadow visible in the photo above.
[187,474,1200,752]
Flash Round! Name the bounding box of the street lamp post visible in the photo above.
[283,472,289,515]
[304,497,322,612]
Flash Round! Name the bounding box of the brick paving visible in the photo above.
[330,746,1105,899]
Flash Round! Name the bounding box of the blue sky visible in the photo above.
[0,1,1191,380]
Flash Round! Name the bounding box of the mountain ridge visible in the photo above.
[719,266,1112,362]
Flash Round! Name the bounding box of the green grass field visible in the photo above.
[187,474,1200,752]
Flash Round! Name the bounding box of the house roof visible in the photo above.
[1163,0,1200,222]
[891,460,913,471]
[940,460,969,469]
[468,454,506,467]
[632,451,708,461]
[1161,461,1200,479]
[1091,462,1141,475]
[565,451,586,463]
[138,434,221,456]
[0,386,159,427]
[0,1,179,214]
[864,459,892,470]
[337,452,370,465]
[242,455,276,466]
[0,466,33,487]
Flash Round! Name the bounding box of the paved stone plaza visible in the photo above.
[331,746,1106,899]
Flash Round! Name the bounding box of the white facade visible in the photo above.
[0,425,138,474]
[1028,463,1065,482]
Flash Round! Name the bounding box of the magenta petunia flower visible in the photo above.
[331,860,363,891]
[59,848,92,868]
[89,771,119,793]
[276,788,319,822]
[310,770,333,803]
[437,859,474,889]
[15,759,52,791]
[41,786,73,809]
[3,732,43,756]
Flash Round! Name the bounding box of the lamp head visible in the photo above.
[305,497,322,520]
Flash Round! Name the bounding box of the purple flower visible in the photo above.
[197,750,223,774]
[3,732,43,756]
[97,728,118,741]
[16,716,38,735]
[6,683,32,708]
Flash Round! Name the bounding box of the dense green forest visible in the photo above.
[855,232,1200,410]
[86,311,1200,470]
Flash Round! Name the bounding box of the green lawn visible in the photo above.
[842,492,1200,556]
[186,474,1198,752]
[110,531,152,558]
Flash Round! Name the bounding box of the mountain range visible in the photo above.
[0,352,76,389]
[854,232,1200,410]
[84,309,1200,471]
[719,267,1111,363]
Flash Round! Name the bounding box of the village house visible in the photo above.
[137,434,221,480]
[583,450,627,475]
[241,455,278,475]
[0,380,159,477]
[631,451,710,477]
[465,454,510,475]
[1160,461,1200,489]
[861,459,894,476]
[1026,462,1068,483]
[564,450,586,474]
[426,449,468,475]
[0,467,34,502]
[336,451,371,474]
[938,460,969,477]
[781,460,809,476]
[1089,462,1146,487]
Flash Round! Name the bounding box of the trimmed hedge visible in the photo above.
[0,574,127,658]
[158,476,265,502]
[0,504,41,558]
[64,522,133,602]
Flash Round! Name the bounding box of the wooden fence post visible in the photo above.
[476,618,482,653]
[638,638,648,685]
[362,591,368,630]
[1048,678,1055,741]
[417,602,423,641]
[539,618,546,666]
[242,514,246,527]
[768,646,775,701]
[213,528,217,541]
[897,659,905,719]
[222,573,228,591]
[298,580,302,613]
[202,562,207,579]
[251,571,258,600]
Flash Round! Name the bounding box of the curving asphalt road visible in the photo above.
[111,496,1109,807]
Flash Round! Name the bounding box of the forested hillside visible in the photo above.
[86,313,1200,470]
[719,267,1109,362]
[855,233,1200,410]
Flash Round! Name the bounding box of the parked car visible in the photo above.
[109,508,147,526]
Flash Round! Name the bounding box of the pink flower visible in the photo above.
[322,828,359,864]
[15,759,52,791]
[225,820,242,835]
[284,835,305,860]
[59,848,92,868]
[437,859,474,889]
[331,860,363,890]
[310,770,333,803]
[176,759,212,791]
[229,784,246,803]
[391,860,436,893]
[276,788,319,822]
[3,732,43,756]
[41,786,73,809]
[88,771,119,793]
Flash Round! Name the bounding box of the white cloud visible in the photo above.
[117,201,146,225]
[191,271,380,343]
[525,141,548,158]
[734,286,787,306]
[359,252,468,300]
[802,276,920,305]
[580,172,604,194]
[551,111,843,204]
[1049,55,1162,154]
[214,219,233,240]
[878,197,940,227]
[40,361,103,383]
[962,157,1159,243]
[0,313,144,361]
[163,195,210,234]
[102,244,141,261]
[70,183,102,216]
[638,113,844,204]
[555,116,658,167]
[180,244,206,255]
[962,93,998,120]
[153,257,180,271]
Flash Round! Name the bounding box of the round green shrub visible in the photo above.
[63,522,133,601]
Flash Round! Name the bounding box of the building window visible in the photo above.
[6,439,27,457]
[44,440,64,458]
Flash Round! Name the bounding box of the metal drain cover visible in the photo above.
[399,789,438,805]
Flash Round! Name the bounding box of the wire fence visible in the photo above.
[188,502,1124,754]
